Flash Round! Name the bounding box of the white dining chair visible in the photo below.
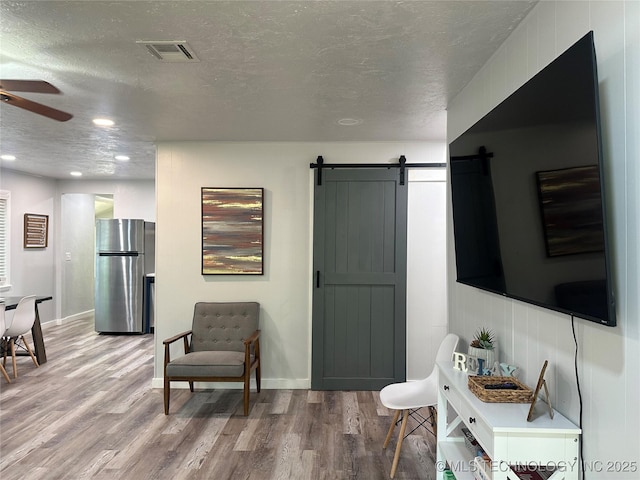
[380,333,460,478]
[2,295,39,379]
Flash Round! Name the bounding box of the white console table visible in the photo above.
[436,360,581,480]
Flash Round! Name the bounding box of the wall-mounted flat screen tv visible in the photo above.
[449,31,616,327]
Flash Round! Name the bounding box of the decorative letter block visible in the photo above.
[467,355,478,373]
[453,352,468,372]
[500,363,518,377]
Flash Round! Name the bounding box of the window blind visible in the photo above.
[0,193,8,283]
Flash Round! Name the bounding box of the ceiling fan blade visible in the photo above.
[0,91,73,122]
[0,79,61,94]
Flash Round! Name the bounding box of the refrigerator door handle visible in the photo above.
[98,252,140,257]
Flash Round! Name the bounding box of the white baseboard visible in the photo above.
[41,309,94,328]
[151,377,311,390]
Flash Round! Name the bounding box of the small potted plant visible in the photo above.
[468,328,498,366]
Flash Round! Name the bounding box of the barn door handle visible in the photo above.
[316,271,320,288]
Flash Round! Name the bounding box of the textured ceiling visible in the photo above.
[0,1,537,180]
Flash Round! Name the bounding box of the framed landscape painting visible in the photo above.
[201,187,264,275]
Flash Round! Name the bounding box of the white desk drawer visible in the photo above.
[458,394,493,456]
[440,375,461,410]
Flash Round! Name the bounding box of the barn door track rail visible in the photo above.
[310,155,446,186]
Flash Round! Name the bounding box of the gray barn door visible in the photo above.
[311,168,407,390]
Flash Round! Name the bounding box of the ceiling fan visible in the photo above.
[0,79,73,122]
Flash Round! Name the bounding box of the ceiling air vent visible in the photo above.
[136,41,200,62]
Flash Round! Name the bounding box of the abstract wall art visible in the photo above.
[201,187,264,274]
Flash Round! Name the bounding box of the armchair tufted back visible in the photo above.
[191,302,259,353]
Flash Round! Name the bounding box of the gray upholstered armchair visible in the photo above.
[163,302,261,416]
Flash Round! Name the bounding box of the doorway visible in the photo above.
[60,194,113,318]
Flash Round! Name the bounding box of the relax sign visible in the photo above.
[452,352,518,377]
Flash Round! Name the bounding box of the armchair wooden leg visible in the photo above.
[243,376,250,416]
[390,409,408,479]
[256,363,261,392]
[383,409,401,449]
[164,377,170,415]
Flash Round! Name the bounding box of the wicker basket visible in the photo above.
[468,375,533,403]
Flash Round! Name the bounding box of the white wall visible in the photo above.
[407,168,448,380]
[0,169,57,323]
[56,179,156,221]
[154,142,447,387]
[447,1,639,477]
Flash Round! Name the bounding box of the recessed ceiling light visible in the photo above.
[114,155,130,161]
[93,118,114,127]
[70,171,82,177]
[337,118,363,126]
[1,154,16,161]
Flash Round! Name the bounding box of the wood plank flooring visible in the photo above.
[0,318,437,479]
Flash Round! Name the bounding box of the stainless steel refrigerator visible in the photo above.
[95,219,155,333]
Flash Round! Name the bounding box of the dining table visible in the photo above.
[1,295,52,365]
